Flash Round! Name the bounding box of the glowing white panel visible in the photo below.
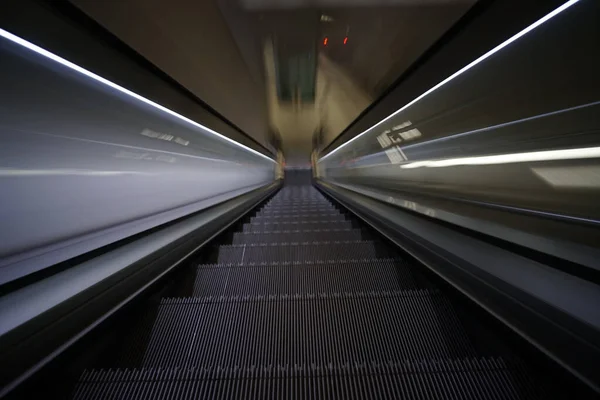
[0,28,276,163]
[399,146,600,169]
[319,0,581,162]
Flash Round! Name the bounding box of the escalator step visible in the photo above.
[243,221,353,232]
[256,208,341,218]
[232,229,363,244]
[265,203,329,208]
[267,198,327,202]
[259,206,335,211]
[260,203,334,208]
[216,241,385,264]
[141,290,476,368]
[251,214,346,223]
[269,189,321,195]
[193,259,423,297]
[267,199,328,204]
[268,192,324,197]
[74,358,546,400]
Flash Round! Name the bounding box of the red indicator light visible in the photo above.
[323,37,328,46]
[343,37,348,45]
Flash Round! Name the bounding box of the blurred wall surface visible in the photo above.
[319,0,600,248]
[70,0,271,147]
[0,34,275,284]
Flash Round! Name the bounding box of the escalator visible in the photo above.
[28,170,567,399]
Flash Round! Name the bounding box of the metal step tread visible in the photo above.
[200,258,398,267]
[232,229,363,244]
[265,203,330,207]
[266,200,329,204]
[251,215,347,223]
[260,204,335,208]
[251,216,346,221]
[216,241,388,264]
[141,289,476,367]
[236,228,355,234]
[243,221,353,232]
[193,259,424,297]
[74,357,548,400]
[244,220,352,227]
[259,206,335,210]
[255,212,342,218]
[167,289,439,302]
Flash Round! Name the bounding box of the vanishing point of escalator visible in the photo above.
[69,172,560,399]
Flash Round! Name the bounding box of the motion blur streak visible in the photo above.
[319,0,581,161]
[402,100,600,151]
[0,169,145,177]
[532,166,600,188]
[0,27,275,163]
[318,0,600,240]
[18,129,232,164]
[400,146,600,169]
[0,29,276,283]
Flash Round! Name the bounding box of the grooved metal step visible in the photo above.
[260,203,333,208]
[193,259,422,297]
[141,290,476,368]
[268,192,324,198]
[251,214,346,223]
[256,207,343,218]
[216,241,384,264]
[267,197,326,201]
[232,229,362,244]
[259,205,335,211]
[243,221,353,232]
[267,199,328,204]
[266,203,329,207]
[74,357,546,400]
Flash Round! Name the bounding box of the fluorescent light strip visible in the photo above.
[400,146,600,169]
[0,28,276,163]
[319,0,581,162]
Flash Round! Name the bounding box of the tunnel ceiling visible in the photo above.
[69,0,475,166]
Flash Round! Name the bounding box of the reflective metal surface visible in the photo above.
[0,32,275,283]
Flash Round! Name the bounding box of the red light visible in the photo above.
[343,37,348,45]
[323,37,328,46]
